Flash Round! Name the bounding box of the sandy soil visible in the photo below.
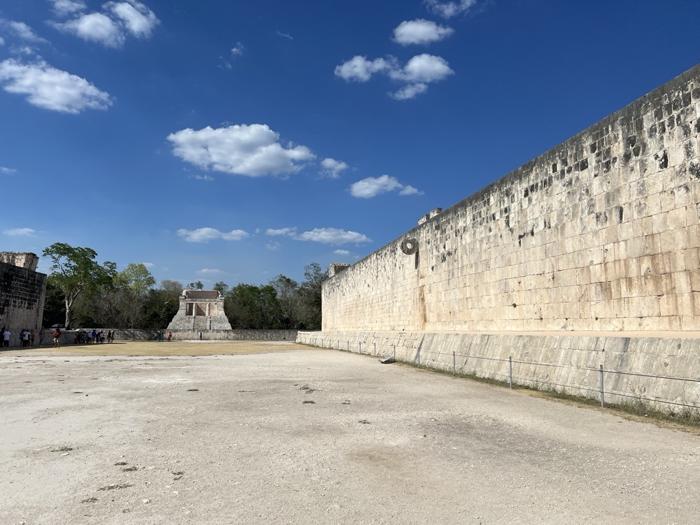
[1,342,698,524]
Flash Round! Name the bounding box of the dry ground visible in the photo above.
[1,342,699,524]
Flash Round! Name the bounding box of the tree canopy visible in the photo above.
[42,244,326,331]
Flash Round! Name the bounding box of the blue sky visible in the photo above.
[1,0,698,286]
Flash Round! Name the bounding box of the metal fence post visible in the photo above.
[393,344,396,360]
[453,351,456,374]
[374,342,376,355]
[508,356,513,389]
[359,341,362,354]
[599,364,605,407]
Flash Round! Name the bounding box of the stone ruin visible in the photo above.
[167,289,232,332]
[0,252,46,346]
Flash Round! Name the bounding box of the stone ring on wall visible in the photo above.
[400,238,418,255]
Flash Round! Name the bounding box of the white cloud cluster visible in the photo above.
[168,124,315,177]
[50,0,87,17]
[265,227,370,245]
[177,227,249,243]
[393,19,453,45]
[425,0,477,18]
[0,59,112,113]
[350,175,422,199]
[3,227,36,237]
[333,249,350,256]
[320,158,349,179]
[51,0,159,48]
[231,42,245,57]
[334,56,394,83]
[0,166,17,174]
[335,53,453,100]
[0,20,48,45]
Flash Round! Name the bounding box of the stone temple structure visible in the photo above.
[167,290,232,331]
[298,64,700,413]
[0,252,46,346]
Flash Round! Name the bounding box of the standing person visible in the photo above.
[53,328,61,348]
[21,329,30,348]
[29,329,35,347]
[167,331,173,342]
[3,328,12,348]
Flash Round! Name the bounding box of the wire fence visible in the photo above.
[307,337,700,412]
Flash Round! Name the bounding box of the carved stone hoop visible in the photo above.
[400,238,418,255]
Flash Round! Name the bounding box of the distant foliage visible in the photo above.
[42,245,325,330]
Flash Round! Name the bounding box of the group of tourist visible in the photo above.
[1,327,38,348]
[74,329,115,345]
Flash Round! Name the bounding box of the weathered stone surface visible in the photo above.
[297,330,700,414]
[0,253,46,346]
[323,64,700,333]
[166,290,232,331]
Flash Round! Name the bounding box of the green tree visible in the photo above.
[42,280,66,327]
[297,263,325,329]
[270,274,299,328]
[187,281,204,290]
[161,280,184,293]
[213,281,229,294]
[42,243,116,328]
[225,284,283,329]
[141,288,180,329]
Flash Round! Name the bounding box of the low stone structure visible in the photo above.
[0,252,46,346]
[297,330,700,414]
[167,289,232,332]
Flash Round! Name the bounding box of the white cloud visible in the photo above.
[265,241,281,251]
[191,174,214,182]
[320,158,349,179]
[350,175,423,199]
[0,36,5,46]
[425,0,477,18]
[0,166,17,174]
[390,82,428,100]
[177,227,249,243]
[0,20,47,44]
[276,30,294,40]
[334,56,394,82]
[297,228,370,245]
[167,124,315,177]
[391,54,454,83]
[3,227,36,237]
[0,59,112,113]
[266,227,297,237]
[105,1,159,38]
[393,19,453,45]
[265,227,370,245]
[142,262,154,268]
[198,268,223,275]
[52,1,158,47]
[50,0,87,17]
[231,42,244,56]
[399,185,422,196]
[52,12,124,47]
[333,249,350,256]
[335,53,453,100]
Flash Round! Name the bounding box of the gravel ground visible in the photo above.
[1,343,698,524]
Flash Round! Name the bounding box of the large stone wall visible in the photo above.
[297,331,700,414]
[324,65,700,333]
[0,257,46,346]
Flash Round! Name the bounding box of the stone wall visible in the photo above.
[297,331,700,415]
[168,330,298,341]
[323,65,700,333]
[0,258,46,346]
